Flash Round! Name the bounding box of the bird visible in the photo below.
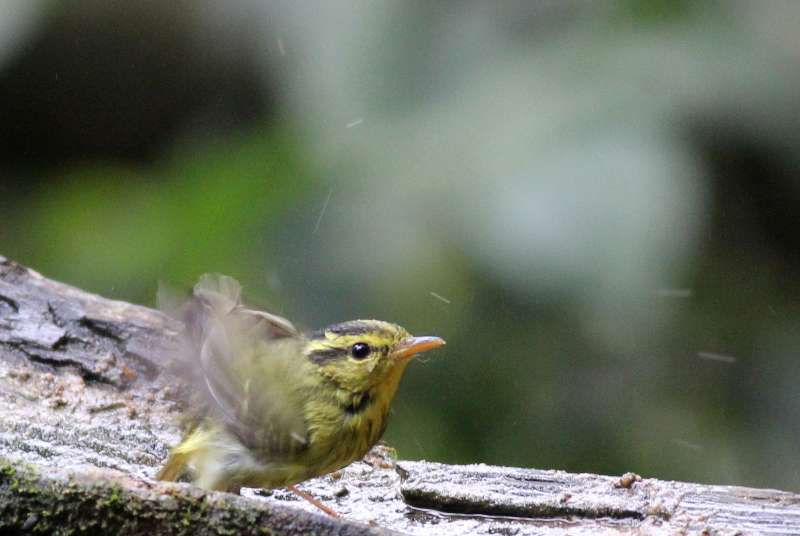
[156,273,445,515]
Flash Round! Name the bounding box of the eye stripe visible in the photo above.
[307,347,345,364]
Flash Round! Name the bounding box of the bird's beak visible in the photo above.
[394,336,446,360]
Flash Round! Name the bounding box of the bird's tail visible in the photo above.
[155,451,189,482]
[156,427,215,482]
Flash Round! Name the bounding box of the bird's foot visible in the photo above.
[287,484,340,518]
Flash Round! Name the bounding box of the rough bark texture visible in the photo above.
[0,460,387,536]
[1,255,799,535]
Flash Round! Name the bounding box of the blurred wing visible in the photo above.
[180,274,310,458]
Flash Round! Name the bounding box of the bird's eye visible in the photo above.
[351,342,371,359]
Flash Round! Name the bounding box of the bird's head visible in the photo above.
[304,320,445,394]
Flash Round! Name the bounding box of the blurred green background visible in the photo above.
[2,0,800,490]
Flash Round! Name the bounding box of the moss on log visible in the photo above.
[0,459,386,535]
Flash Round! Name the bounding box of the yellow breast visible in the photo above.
[298,364,405,478]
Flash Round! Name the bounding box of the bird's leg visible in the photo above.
[287,484,340,518]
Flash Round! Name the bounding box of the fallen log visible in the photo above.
[0,256,798,535]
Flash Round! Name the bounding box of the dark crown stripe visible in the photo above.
[327,321,374,336]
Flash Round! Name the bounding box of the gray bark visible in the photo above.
[1,255,798,535]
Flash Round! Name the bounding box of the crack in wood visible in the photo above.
[79,317,125,343]
[50,334,71,351]
[0,295,18,313]
[24,351,109,384]
[45,302,66,328]
[400,489,646,521]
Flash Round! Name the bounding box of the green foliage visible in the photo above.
[6,128,311,305]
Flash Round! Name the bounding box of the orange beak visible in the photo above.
[393,336,446,360]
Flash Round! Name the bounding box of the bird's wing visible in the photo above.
[183,274,310,458]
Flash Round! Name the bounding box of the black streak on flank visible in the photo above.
[345,392,371,415]
[307,347,345,365]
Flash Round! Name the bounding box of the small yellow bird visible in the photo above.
[157,274,444,514]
